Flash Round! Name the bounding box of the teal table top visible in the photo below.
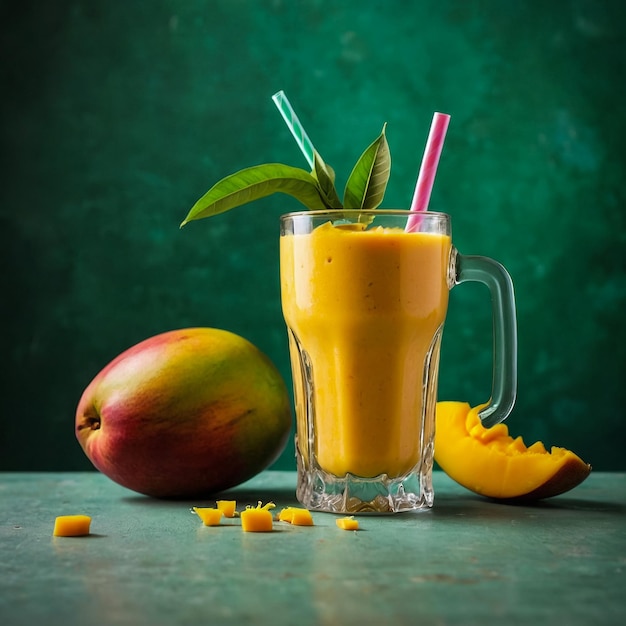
[1,471,625,625]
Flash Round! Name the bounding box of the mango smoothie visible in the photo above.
[280,220,452,479]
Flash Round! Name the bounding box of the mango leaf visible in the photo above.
[343,123,391,210]
[180,164,327,226]
[312,150,343,209]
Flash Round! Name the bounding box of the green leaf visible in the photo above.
[312,150,343,209]
[343,123,391,210]
[180,164,327,226]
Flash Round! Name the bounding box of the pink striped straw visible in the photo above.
[405,112,451,232]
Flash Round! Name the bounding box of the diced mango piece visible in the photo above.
[278,507,293,522]
[240,502,275,532]
[216,500,237,518]
[53,515,91,537]
[336,516,359,531]
[193,507,223,526]
[278,507,314,526]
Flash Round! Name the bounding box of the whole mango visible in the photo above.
[75,328,292,498]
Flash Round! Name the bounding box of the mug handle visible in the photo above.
[454,251,518,428]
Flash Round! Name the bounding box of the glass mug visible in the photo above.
[280,210,517,514]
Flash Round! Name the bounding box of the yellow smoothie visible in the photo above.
[280,221,452,478]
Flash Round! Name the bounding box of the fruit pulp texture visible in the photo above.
[280,222,451,478]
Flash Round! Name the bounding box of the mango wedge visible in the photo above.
[435,402,591,500]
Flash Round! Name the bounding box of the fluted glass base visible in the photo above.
[295,442,434,514]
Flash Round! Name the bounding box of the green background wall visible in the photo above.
[2,0,625,472]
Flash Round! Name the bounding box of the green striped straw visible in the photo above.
[272,90,315,169]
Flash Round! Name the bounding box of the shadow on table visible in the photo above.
[119,485,297,509]
[431,491,626,518]
[119,491,626,521]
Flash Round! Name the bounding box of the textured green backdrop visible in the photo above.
[2,0,625,472]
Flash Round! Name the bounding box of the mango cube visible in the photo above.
[216,500,237,518]
[336,516,359,531]
[240,501,275,532]
[193,507,223,526]
[53,515,92,537]
[278,507,314,526]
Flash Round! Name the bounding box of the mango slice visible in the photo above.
[193,507,223,526]
[53,515,91,536]
[434,402,591,500]
[240,502,275,532]
[336,516,359,530]
[278,507,314,526]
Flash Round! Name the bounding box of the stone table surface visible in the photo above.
[1,471,625,625]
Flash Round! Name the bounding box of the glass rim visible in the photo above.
[280,209,450,220]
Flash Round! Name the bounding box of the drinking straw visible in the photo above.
[272,90,316,169]
[405,112,451,232]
